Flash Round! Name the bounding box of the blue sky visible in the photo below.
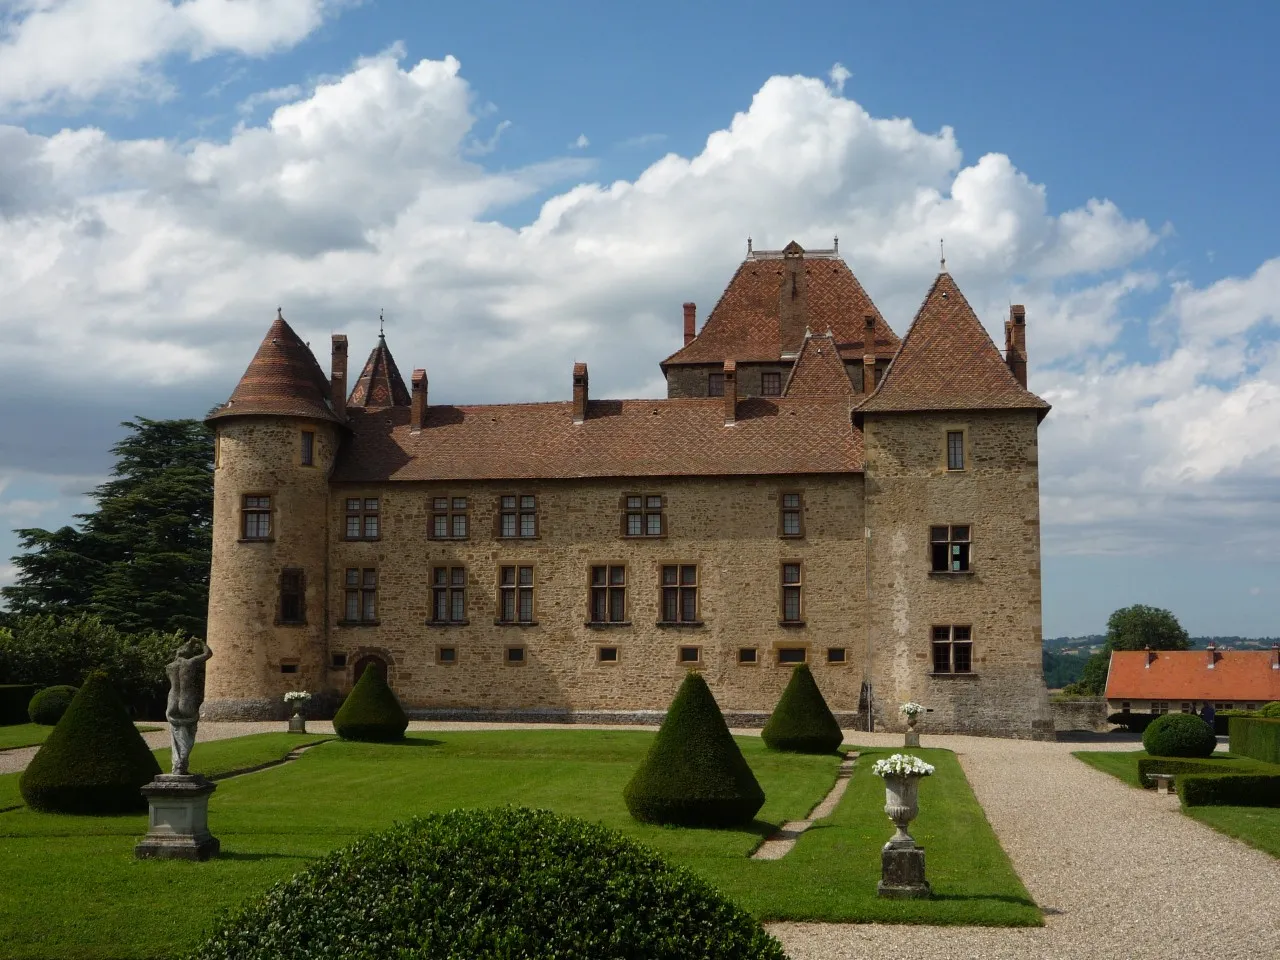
[1,1,1278,638]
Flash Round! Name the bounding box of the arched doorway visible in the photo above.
[352,654,388,685]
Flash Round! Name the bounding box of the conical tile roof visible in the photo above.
[857,273,1050,416]
[783,332,856,400]
[348,335,411,409]
[207,311,341,424]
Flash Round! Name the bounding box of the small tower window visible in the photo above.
[278,569,305,624]
[300,430,315,466]
[241,495,272,540]
[946,431,966,471]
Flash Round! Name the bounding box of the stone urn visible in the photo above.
[882,773,922,848]
[904,712,920,748]
[287,700,308,734]
[877,772,931,899]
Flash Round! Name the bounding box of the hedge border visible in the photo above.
[1228,716,1280,766]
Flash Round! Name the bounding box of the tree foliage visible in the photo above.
[1,418,213,637]
[1063,604,1190,697]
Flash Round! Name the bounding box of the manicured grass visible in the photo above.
[1073,749,1277,789]
[0,732,1038,959]
[0,723,161,752]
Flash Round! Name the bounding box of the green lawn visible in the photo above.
[1074,749,1280,858]
[0,723,161,752]
[0,732,1039,959]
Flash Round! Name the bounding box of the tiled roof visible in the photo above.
[331,397,862,482]
[663,245,900,366]
[856,273,1050,416]
[783,333,856,400]
[349,335,411,409]
[207,311,341,424]
[1105,649,1280,703]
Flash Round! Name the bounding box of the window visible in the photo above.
[761,372,782,397]
[778,647,806,664]
[343,568,378,623]
[780,492,804,537]
[623,494,666,537]
[300,430,315,466]
[661,564,699,623]
[280,663,299,674]
[781,563,803,623]
[430,496,469,539]
[431,566,467,624]
[707,372,724,397]
[590,565,627,623]
[331,653,348,669]
[737,647,758,664]
[1153,701,1169,715]
[1246,703,1258,711]
[278,569,305,624]
[597,646,618,663]
[827,647,847,664]
[499,494,538,538]
[345,498,380,540]
[930,525,971,572]
[1121,701,1131,711]
[437,646,457,665]
[946,430,965,471]
[241,494,272,540]
[678,645,702,664]
[932,625,973,673]
[499,566,535,623]
[1180,702,1192,713]
[506,645,526,664]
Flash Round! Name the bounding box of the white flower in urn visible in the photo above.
[871,753,936,778]
[283,691,311,713]
[899,701,925,730]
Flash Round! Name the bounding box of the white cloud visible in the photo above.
[619,132,666,149]
[236,82,303,115]
[569,133,589,149]
[828,63,850,95]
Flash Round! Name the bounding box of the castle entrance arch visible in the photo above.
[352,653,389,685]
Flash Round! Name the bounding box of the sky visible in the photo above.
[1,1,1278,638]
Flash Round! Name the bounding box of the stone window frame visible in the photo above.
[676,644,703,667]
[279,661,299,674]
[587,563,630,626]
[621,493,667,538]
[779,490,805,538]
[300,429,315,467]
[496,564,537,625]
[943,426,969,472]
[929,523,973,575]
[276,567,306,626]
[429,495,471,540]
[707,372,725,397]
[504,644,528,666]
[596,645,619,664]
[761,371,782,397]
[340,567,379,626]
[330,653,348,670]
[930,624,974,675]
[737,647,759,666]
[240,493,273,541]
[658,563,701,626]
[436,644,458,666]
[779,560,805,625]
[776,646,808,665]
[496,492,540,540]
[344,497,381,541]
[826,647,848,665]
[429,565,468,626]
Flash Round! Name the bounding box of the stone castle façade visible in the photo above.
[202,240,1054,738]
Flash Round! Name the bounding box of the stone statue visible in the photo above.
[166,639,212,776]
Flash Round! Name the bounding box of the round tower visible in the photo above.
[201,311,347,720]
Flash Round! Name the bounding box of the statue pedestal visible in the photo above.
[877,843,930,899]
[288,713,307,733]
[904,730,920,747]
[135,775,220,861]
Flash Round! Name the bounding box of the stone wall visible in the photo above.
[1052,699,1110,732]
[861,409,1053,739]
[664,362,793,399]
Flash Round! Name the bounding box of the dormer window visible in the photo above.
[707,373,724,397]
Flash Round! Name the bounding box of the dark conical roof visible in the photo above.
[348,335,411,409]
[207,311,341,424]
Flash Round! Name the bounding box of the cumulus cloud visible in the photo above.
[0,49,1275,570]
[569,133,589,149]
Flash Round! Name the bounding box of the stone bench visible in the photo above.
[1149,773,1176,795]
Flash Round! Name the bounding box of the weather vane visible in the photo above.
[379,308,385,337]
[940,239,946,271]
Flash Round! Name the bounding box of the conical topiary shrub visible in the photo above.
[624,672,764,827]
[19,673,161,814]
[761,664,843,754]
[333,664,408,742]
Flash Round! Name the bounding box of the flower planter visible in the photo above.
[288,711,307,734]
[872,753,933,899]
[882,773,922,848]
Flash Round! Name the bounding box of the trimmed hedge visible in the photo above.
[1177,773,1280,808]
[333,664,408,742]
[192,808,786,960]
[1142,713,1216,758]
[0,684,38,725]
[624,672,765,827]
[1107,710,1157,733]
[761,664,843,754]
[28,685,79,725]
[19,672,161,814]
[1229,716,1280,765]
[1136,755,1272,788]
[1260,701,1280,719]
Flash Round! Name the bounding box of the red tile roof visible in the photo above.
[783,333,856,400]
[349,335,411,409]
[331,397,862,482]
[207,311,342,424]
[1105,649,1280,703]
[663,245,899,366]
[856,273,1050,416]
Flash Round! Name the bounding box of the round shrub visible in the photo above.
[193,808,785,960]
[1142,713,1217,758]
[333,663,408,742]
[28,685,78,725]
[1260,701,1280,718]
[624,672,764,828]
[19,672,161,814]
[761,664,843,754]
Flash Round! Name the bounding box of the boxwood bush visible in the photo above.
[1177,773,1280,808]
[27,685,78,725]
[19,672,161,814]
[332,664,407,742]
[761,664,843,754]
[1136,754,1273,788]
[1142,713,1217,758]
[191,808,786,960]
[624,672,765,827]
[1228,716,1280,765]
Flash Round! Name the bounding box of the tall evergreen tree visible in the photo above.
[2,418,213,636]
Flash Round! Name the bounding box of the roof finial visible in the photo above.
[940,238,946,272]
[277,306,283,320]
[379,308,385,338]
[833,235,839,253]
[747,236,753,255]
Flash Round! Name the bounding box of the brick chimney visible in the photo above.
[1005,305,1027,388]
[331,334,348,419]
[1272,642,1279,670]
[778,242,808,356]
[572,362,588,424]
[722,360,737,426]
[683,303,697,346]
[864,313,876,338]
[410,368,428,431]
[1145,646,1156,668]
[862,354,876,395]
[1206,641,1218,670]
